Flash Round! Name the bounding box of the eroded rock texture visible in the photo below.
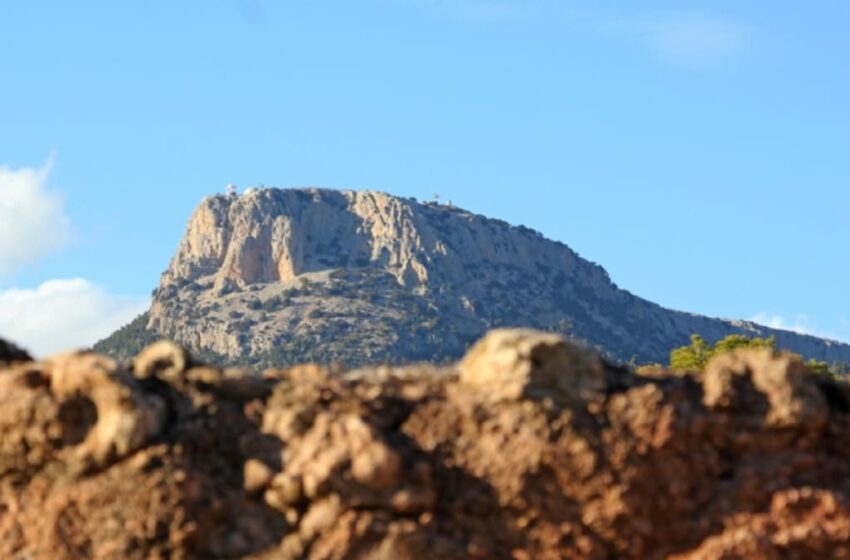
[3,329,850,559]
[96,188,850,367]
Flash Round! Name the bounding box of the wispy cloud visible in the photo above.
[0,278,148,357]
[750,312,846,343]
[603,15,752,70]
[0,159,70,276]
[751,312,814,335]
[393,0,543,24]
[391,1,752,69]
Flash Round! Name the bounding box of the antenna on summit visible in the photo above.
[226,183,237,197]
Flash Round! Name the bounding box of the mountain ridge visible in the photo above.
[95,187,850,367]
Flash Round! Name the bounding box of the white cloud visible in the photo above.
[0,278,148,357]
[752,313,850,344]
[0,159,71,276]
[606,15,751,69]
[750,313,820,338]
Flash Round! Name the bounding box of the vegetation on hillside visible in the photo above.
[92,313,159,359]
[664,334,846,379]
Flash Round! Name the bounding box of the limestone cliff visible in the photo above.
[98,187,850,367]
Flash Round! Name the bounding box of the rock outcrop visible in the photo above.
[96,188,850,368]
[5,330,850,559]
[0,339,31,363]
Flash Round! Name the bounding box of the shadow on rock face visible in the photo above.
[0,339,31,364]
[57,396,99,446]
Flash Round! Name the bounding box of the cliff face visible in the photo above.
[4,331,850,559]
[101,187,850,366]
[158,189,586,291]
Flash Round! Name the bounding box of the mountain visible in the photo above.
[96,188,850,367]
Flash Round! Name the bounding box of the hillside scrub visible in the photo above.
[669,334,845,379]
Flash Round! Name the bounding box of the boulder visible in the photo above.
[458,328,606,405]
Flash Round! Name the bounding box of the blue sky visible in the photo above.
[1,0,848,354]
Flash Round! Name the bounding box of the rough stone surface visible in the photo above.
[459,328,606,405]
[133,340,192,381]
[5,332,850,559]
[95,188,850,367]
[703,348,828,431]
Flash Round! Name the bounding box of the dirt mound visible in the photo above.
[2,329,850,559]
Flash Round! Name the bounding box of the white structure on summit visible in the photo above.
[226,183,237,197]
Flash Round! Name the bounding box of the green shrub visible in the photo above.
[670,334,775,371]
[669,334,843,379]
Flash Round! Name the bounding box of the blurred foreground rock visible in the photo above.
[2,329,850,559]
[0,339,31,364]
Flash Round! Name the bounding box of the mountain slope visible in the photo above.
[96,188,850,367]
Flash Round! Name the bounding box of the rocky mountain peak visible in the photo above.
[96,187,850,368]
[158,188,602,295]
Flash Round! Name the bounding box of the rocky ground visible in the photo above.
[3,329,850,559]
